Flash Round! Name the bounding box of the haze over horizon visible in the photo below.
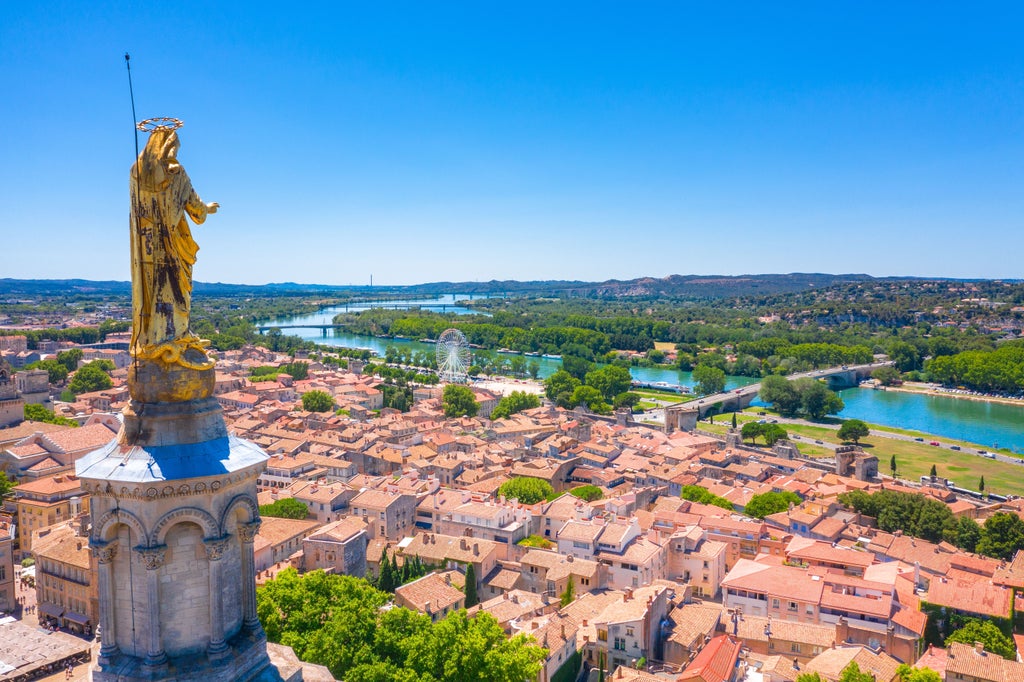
[2,3,1022,285]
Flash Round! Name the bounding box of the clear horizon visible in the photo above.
[2,3,1022,285]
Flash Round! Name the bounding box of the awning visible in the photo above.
[38,603,64,618]
[63,611,90,625]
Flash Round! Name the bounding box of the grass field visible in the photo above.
[632,389,697,404]
[703,410,1024,497]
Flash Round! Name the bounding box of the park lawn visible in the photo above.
[632,389,697,404]
[704,412,1024,496]
[637,401,659,411]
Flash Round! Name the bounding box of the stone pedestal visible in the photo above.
[77,363,284,681]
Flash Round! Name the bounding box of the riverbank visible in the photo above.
[878,381,1024,408]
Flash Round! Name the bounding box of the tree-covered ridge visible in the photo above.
[257,569,546,681]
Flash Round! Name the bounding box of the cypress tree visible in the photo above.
[464,563,479,607]
[378,553,393,592]
[732,413,738,429]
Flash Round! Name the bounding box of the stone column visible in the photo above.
[238,520,262,633]
[204,536,231,658]
[136,545,167,667]
[92,539,119,664]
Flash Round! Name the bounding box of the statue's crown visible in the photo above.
[137,117,183,132]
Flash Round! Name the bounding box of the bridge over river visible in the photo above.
[664,361,895,432]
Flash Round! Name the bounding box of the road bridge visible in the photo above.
[256,324,351,335]
[664,361,894,432]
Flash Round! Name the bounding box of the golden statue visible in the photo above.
[129,118,217,371]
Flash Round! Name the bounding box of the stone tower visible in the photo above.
[76,118,273,681]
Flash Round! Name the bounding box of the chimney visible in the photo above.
[975,642,986,655]
[473,543,479,556]
[424,601,431,614]
[531,621,539,630]
[460,538,468,551]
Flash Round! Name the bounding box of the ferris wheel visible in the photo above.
[436,328,471,383]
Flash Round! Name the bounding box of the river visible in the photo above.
[262,296,1024,451]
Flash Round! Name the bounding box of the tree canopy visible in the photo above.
[25,359,68,384]
[490,391,541,420]
[498,477,555,505]
[68,362,112,394]
[442,384,479,418]
[975,513,1024,561]
[837,419,870,444]
[259,497,310,520]
[744,491,802,519]
[301,390,335,413]
[680,485,733,510]
[692,365,726,396]
[945,619,1016,660]
[568,485,604,502]
[257,568,546,682]
[24,404,77,427]
[759,375,844,420]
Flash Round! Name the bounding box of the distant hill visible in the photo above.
[0,273,943,300]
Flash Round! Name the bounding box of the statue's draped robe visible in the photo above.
[129,147,212,356]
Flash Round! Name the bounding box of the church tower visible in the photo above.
[76,117,272,681]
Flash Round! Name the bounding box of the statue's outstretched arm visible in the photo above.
[185,182,218,224]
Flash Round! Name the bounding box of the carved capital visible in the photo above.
[237,520,262,544]
[135,545,167,570]
[91,539,119,565]
[204,536,231,561]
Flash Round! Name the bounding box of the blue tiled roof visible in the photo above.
[75,435,268,483]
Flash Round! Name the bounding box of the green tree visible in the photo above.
[888,341,921,372]
[498,477,555,505]
[976,513,1024,560]
[464,563,478,608]
[945,619,1016,659]
[259,497,310,519]
[979,476,985,493]
[378,553,395,592]
[798,379,845,420]
[896,665,942,682]
[584,365,632,401]
[490,391,541,420]
[25,359,68,384]
[68,362,112,394]
[442,384,479,418]
[680,485,733,510]
[0,471,15,500]
[560,576,575,607]
[744,491,802,519]
[55,348,83,373]
[890,454,897,477]
[544,370,580,407]
[796,674,825,682]
[762,423,788,446]
[759,375,802,416]
[871,366,902,386]
[731,412,738,429]
[569,385,610,414]
[839,662,875,682]
[930,464,937,477]
[947,516,982,553]
[24,404,77,427]
[837,419,870,444]
[741,421,763,444]
[301,389,335,413]
[612,391,641,410]
[569,485,604,502]
[692,365,726,396]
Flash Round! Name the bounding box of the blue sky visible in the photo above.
[2,2,1022,285]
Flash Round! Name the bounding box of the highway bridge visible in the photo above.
[256,323,351,333]
[665,361,895,432]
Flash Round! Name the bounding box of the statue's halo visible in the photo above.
[136,117,184,133]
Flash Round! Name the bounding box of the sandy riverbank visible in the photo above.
[471,376,546,397]
[875,382,1024,408]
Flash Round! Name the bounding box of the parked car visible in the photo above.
[814,439,824,444]
[950,445,961,451]
[929,441,940,446]
[914,437,924,442]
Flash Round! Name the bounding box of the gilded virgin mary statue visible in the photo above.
[129,118,218,372]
